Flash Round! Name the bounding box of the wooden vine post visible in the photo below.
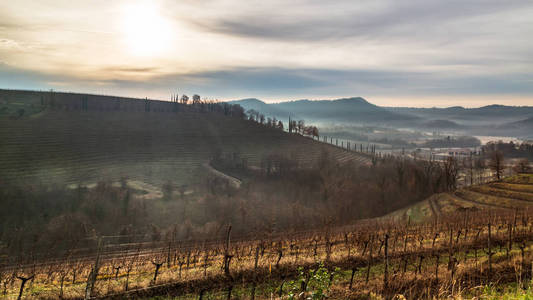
[16,274,35,300]
[151,259,164,285]
[383,233,389,290]
[223,225,234,300]
[84,236,102,300]
[485,222,493,281]
[365,235,374,284]
[223,225,233,277]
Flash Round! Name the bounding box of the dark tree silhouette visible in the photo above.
[489,150,505,180]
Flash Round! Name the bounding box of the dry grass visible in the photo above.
[470,186,533,202]
[455,190,529,209]
[503,174,533,185]
[490,182,533,194]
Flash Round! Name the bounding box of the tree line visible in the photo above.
[245,109,320,139]
[36,90,247,119]
[482,141,533,160]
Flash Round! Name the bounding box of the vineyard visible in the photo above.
[2,197,533,299]
[0,90,370,189]
[2,89,533,299]
[387,174,533,222]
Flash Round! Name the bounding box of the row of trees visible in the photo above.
[245,109,284,130]
[170,93,202,105]
[482,141,533,159]
[422,135,481,148]
[38,90,247,119]
[463,149,530,183]
[205,150,462,231]
[288,118,319,138]
[244,110,319,139]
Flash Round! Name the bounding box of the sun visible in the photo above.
[119,1,173,57]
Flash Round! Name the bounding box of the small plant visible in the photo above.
[287,263,339,300]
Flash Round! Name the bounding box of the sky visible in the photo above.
[1,0,532,107]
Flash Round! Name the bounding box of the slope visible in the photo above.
[384,173,533,222]
[0,90,370,187]
[231,97,414,124]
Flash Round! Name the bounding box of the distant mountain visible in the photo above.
[511,116,533,125]
[231,97,415,124]
[467,115,533,139]
[387,105,533,121]
[230,97,533,138]
[499,116,533,131]
[228,98,289,119]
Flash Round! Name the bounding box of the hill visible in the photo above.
[228,98,290,119]
[230,97,414,124]
[388,104,533,122]
[499,115,533,131]
[231,98,533,140]
[385,173,533,222]
[0,89,370,188]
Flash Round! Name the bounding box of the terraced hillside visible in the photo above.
[0,90,370,188]
[386,173,533,222]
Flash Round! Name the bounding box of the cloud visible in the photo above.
[2,62,532,107]
[73,66,533,98]
[0,0,532,106]
[187,0,531,42]
[101,66,161,75]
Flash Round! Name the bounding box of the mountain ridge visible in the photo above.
[230,96,412,123]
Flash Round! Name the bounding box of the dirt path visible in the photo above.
[204,163,242,188]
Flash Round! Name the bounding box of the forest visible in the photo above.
[1,148,461,256]
[482,141,533,159]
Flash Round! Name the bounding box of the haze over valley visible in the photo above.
[1,0,533,299]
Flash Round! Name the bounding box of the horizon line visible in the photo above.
[2,87,532,109]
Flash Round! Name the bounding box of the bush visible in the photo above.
[287,263,340,300]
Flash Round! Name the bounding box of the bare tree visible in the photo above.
[297,120,305,134]
[463,155,474,186]
[443,156,459,191]
[180,94,189,105]
[192,94,201,104]
[474,157,486,184]
[246,109,259,122]
[489,150,505,180]
[513,158,531,174]
[277,120,284,130]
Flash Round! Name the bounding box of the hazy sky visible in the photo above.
[1,0,532,107]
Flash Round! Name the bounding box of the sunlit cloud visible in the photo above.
[0,0,532,106]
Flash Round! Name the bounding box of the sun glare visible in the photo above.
[119,1,173,57]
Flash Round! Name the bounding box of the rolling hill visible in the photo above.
[230,97,414,124]
[385,173,533,222]
[496,116,533,138]
[0,89,370,188]
[229,98,290,119]
[231,97,533,140]
[388,105,533,126]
